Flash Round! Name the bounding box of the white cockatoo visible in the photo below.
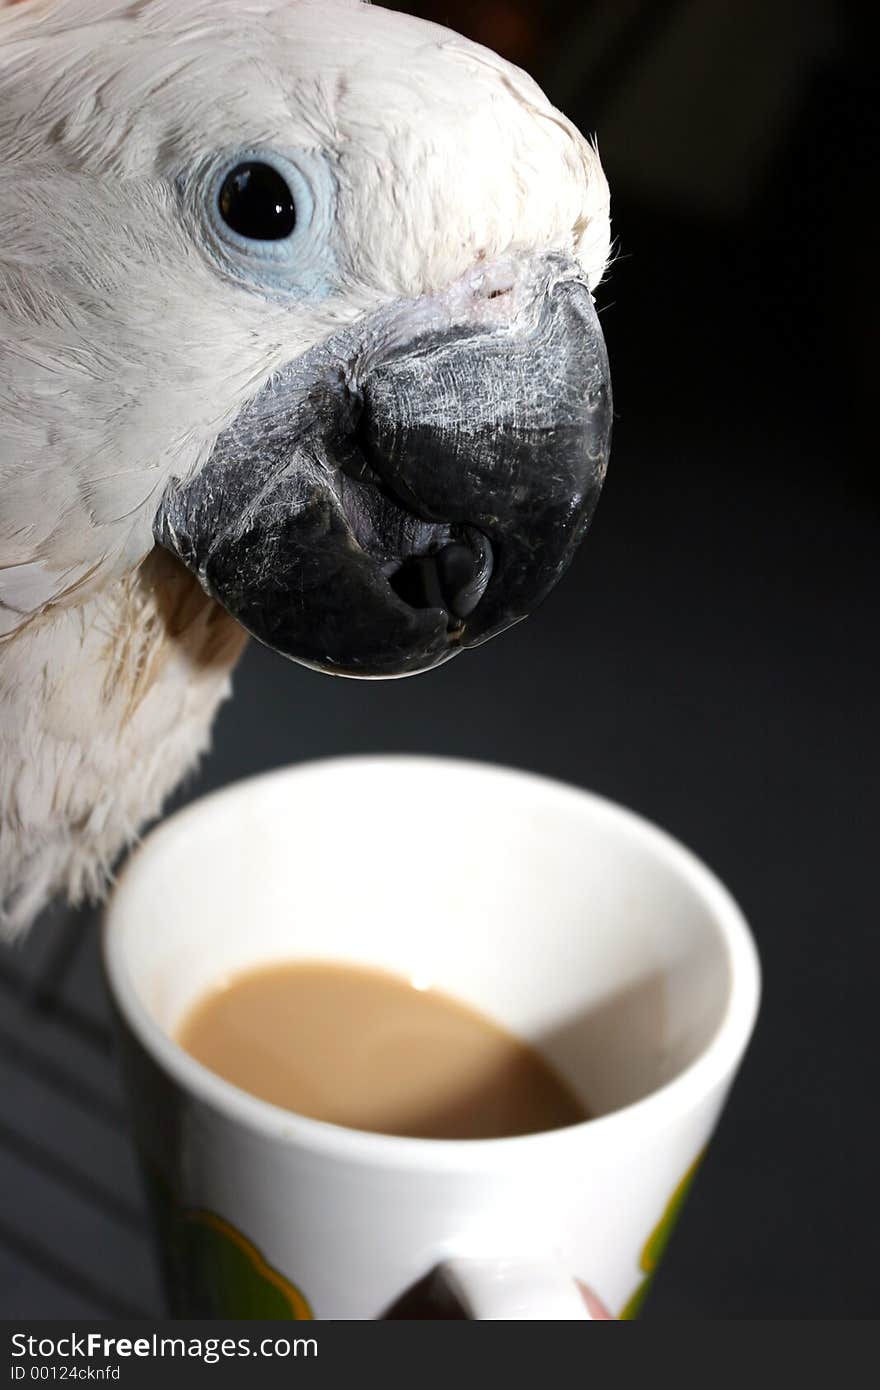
[0,0,612,934]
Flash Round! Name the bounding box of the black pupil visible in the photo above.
[218,162,296,240]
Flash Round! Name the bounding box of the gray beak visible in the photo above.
[154,252,612,677]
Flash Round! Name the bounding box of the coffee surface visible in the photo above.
[177,960,588,1139]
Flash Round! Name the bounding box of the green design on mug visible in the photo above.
[145,1168,312,1318]
[176,1209,313,1319]
[619,1150,705,1320]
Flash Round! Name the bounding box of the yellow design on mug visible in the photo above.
[619,1150,705,1319]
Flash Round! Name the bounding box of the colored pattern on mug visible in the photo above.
[145,1167,313,1318]
[179,1209,314,1319]
[619,1150,705,1319]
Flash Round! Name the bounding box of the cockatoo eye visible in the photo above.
[217,162,296,241]
[201,149,335,294]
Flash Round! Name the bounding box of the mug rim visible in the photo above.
[103,754,761,1169]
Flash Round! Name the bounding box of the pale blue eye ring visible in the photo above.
[203,147,336,295]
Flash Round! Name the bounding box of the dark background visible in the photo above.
[1,0,876,1320]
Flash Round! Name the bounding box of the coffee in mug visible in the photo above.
[177,959,589,1140]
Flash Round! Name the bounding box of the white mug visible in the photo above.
[103,756,760,1320]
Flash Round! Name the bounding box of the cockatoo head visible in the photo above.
[0,0,611,676]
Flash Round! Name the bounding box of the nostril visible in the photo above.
[388,531,493,621]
